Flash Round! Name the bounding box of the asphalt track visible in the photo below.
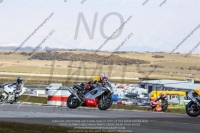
[0,104,199,133]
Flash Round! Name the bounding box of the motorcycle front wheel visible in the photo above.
[98,96,113,110]
[67,95,80,109]
[186,101,200,117]
[10,96,20,104]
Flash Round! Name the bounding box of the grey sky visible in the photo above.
[0,0,200,53]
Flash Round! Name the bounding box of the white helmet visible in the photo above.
[100,73,108,81]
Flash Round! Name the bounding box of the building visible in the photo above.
[138,79,192,93]
[164,82,200,92]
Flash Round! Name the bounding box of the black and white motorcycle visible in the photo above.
[0,84,25,104]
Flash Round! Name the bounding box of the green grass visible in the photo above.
[0,121,128,133]
[109,104,186,114]
[19,95,47,104]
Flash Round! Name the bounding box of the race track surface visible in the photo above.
[0,104,199,133]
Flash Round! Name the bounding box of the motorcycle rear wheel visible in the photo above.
[98,96,113,110]
[0,95,4,102]
[67,95,80,109]
[186,101,200,117]
[162,105,168,112]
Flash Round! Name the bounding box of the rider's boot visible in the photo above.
[14,94,19,102]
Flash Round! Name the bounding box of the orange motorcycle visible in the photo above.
[148,101,170,112]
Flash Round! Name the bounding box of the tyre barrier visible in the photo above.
[47,89,71,106]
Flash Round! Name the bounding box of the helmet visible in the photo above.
[100,73,108,82]
[160,92,166,97]
[17,77,23,84]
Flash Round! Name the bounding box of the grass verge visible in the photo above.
[0,121,127,133]
[109,104,186,114]
[19,95,47,104]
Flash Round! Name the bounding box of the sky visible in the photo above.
[0,0,200,53]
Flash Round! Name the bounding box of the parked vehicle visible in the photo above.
[124,93,137,99]
[46,83,62,90]
[117,97,134,105]
[45,83,62,94]
[24,88,33,94]
[133,98,150,106]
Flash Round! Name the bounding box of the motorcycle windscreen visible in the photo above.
[104,81,114,93]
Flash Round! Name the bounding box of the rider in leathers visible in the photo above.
[88,73,109,89]
[154,92,168,112]
[9,77,24,101]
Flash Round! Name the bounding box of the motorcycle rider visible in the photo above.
[87,73,109,90]
[9,77,24,101]
[154,92,168,112]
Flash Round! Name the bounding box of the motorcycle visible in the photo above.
[148,101,169,112]
[67,81,114,110]
[0,84,25,104]
[186,89,200,117]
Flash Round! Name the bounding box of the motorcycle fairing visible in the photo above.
[85,98,99,107]
[7,95,15,102]
[84,87,106,107]
[85,86,106,100]
[67,85,109,107]
[67,87,82,102]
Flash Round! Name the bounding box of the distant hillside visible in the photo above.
[0,46,34,50]
[29,52,150,65]
[0,46,110,52]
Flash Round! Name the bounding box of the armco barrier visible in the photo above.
[47,89,71,106]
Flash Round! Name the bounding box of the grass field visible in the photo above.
[1,50,200,83]
[0,121,128,133]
